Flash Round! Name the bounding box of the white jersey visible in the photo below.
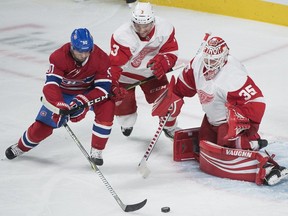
[183,55,250,126]
[110,16,178,84]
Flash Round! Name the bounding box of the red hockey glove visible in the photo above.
[152,76,184,117]
[111,83,128,101]
[52,102,70,127]
[147,54,171,80]
[224,103,251,140]
[69,94,89,123]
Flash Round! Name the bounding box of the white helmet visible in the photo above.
[202,36,229,79]
[132,2,155,24]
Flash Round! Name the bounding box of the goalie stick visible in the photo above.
[137,32,211,178]
[63,122,147,212]
[137,111,172,178]
[41,63,185,115]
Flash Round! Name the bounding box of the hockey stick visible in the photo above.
[63,122,147,212]
[137,111,172,178]
[41,63,185,115]
[137,32,211,178]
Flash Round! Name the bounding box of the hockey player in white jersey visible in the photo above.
[153,36,288,185]
[109,2,179,138]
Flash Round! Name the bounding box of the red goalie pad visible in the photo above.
[173,128,200,162]
[199,140,269,185]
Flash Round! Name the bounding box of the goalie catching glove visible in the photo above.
[152,75,184,117]
[224,103,251,140]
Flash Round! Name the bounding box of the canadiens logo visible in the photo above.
[131,46,158,68]
[62,75,94,86]
[197,90,214,104]
[40,111,47,117]
[226,149,252,158]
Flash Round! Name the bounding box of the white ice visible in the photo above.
[1,0,288,215]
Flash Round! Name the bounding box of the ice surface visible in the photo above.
[1,0,288,215]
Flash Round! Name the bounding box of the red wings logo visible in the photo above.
[197,90,214,104]
[131,46,158,68]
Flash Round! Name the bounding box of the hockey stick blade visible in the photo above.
[124,199,147,212]
[91,159,147,212]
[63,123,147,212]
[138,159,151,178]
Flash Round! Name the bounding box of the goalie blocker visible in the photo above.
[173,128,288,186]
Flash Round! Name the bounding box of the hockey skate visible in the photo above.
[5,144,24,160]
[126,0,137,8]
[250,138,268,150]
[163,128,174,140]
[163,127,180,141]
[258,139,268,149]
[264,165,288,186]
[121,127,133,137]
[90,148,103,166]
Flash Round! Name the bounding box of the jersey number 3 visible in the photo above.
[110,44,119,56]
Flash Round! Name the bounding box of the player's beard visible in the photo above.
[70,50,88,65]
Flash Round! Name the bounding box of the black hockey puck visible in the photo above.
[161,207,170,213]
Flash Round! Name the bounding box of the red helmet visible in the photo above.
[202,36,229,80]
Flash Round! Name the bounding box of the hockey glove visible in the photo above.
[110,83,128,101]
[52,102,70,127]
[152,76,184,117]
[224,103,251,140]
[69,94,89,123]
[168,95,184,117]
[147,54,171,79]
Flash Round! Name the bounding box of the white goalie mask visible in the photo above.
[131,2,155,24]
[202,36,229,80]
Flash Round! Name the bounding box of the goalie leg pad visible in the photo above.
[173,128,200,161]
[199,140,272,185]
